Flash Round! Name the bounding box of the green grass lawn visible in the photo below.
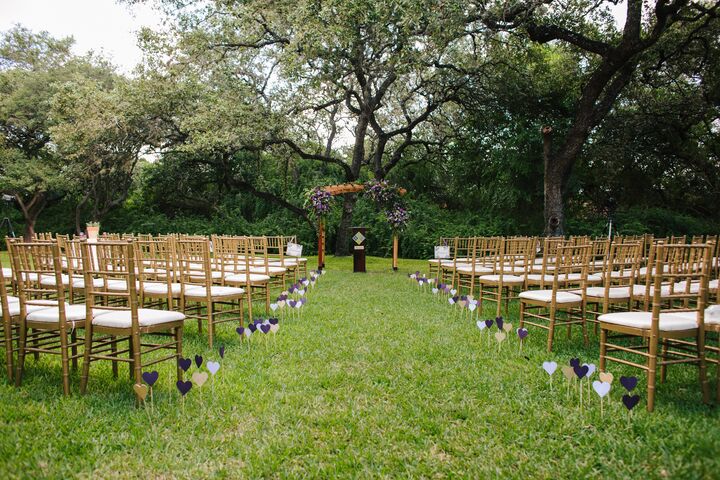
[1,255,718,479]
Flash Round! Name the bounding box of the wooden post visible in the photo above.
[317,219,325,269]
[392,233,399,271]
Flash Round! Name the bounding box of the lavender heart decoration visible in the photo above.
[542,361,557,376]
[620,376,638,392]
[142,371,159,387]
[176,380,192,396]
[207,361,220,376]
[476,320,486,330]
[622,394,640,410]
[178,357,191,372]
[194,354,203,368]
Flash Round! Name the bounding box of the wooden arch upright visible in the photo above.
[317,183,407,270]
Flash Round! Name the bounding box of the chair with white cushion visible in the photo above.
[0,255,20,381]
[9,240,88,395]
[79,240,185,400]
[135,237,181,311]
[525,237,567,290]
[476,237,535,317]
[456,237,497,297]
[599,243,713,412]
[519,244,592,352]
[176,239,244,348]
[216,236,270,321]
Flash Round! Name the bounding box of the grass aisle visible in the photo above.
[0,256,719,479]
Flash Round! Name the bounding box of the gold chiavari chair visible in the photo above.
[79,240,185,400]
[9,240,88,395]
[456,237,490,295]
[581,242,642,333]
[0,255,20,380]
[284,235,309,278]
[176,239,244,348]
[429,237,455,279]
[519,244,592,352]
[248,236,287,290]
[525,237,567,290]
[135,237,181,310]
[440,237,473,285]
[266,236,299,283]
[599,243,712,412]
[221,236,271,320]
[476,237,534,317]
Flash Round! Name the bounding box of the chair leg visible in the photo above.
[128,337,134,379]
[660,339,669,383]
[14,320,27,387]
[581,305,588,347]
[3,319,13,381]
[111,336,118,378]
[80,324,94,394]
[207,302,215,348]
[31,329,39,361]
[698,331,710,405]
[59,328,70,396]
[547,308,556,353]
[647,334,658,412]
[131,333,143,404]
[246,290,253,323]
[265,284,270,315]
[71,328,78,371]
[175,326,184,382]
[599,327,607,372]
[518,301,525,329]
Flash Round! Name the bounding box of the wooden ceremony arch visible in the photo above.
[317,183,407,270]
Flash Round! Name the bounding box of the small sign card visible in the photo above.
[434,245,450,259]
[286,242,303,257]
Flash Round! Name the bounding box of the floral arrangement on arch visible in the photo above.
[305,187,333,220]
[365,179,410,232]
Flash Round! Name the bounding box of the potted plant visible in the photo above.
[86,221,100,240]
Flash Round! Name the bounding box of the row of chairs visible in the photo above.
[429,235,720,411]
[0,233,306,398]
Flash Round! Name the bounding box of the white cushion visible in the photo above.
[1,298,20,317]
[456,265,493,274]
[249,266,286,275]
[189,270,224,280]
[598,311,698,331]
[2,267,12,278]
[519,290,583,304]
[526,274,554,283]
[428,259,440,264]
[609,270,636,279]
[674,279,719,294]
[71,277,108,289]
[39,274,71,287]
[224,273,271,284]
[631,284,673,298]
[142,282,182,295]
[106,279,139,291]
[184,285,245,298]
[580,286,632,299]
[661,306,720,326]
[93,308,185,328]
[26,303,87,323]
[478,274,524,284]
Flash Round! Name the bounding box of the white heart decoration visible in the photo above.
[295,302,302,309]
[448,298,455,305]
[592,380,611,397]
[270,303,279,311]
[476,320,486,330]
[410,274,416,279]
[207,361,220,376]
[450,289,457,295]
[542,361,558,376]
[468,303,477,312]
[432,288,438,294]
[583,363,596,378]
[298,289,305,296]
[270,324,279,333]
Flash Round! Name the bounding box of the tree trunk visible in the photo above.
[15,192,47,241]
[334,193,357,256]
[542,126,564,237]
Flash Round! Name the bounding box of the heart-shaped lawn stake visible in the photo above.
[599,372,614,384]
[194,354,203,368]
[561,366,575,381]
[432,288,439,294]
[244,328,252,339]
[270,323,279,333]
[592,381,611,398]
[176,380,192,396]
[476,320,486,330]
[450,289,457,295]
[573,365,589,379]
[468,303,477,312]
[582,363,596,378]
[502,322,512,333]
[219,345,225,359]
[192,371,209,387]
[517,328,529,340]
[236,327,245,337]
[622,394,640,410]
[458,299,467,308]
[178,357,192,372]
[494,331,506,343]
[496,317,504,331]
[133,383,149,401]
[207,361,220,376]
[484,319,494,329]
[248,323,257,333]
[269,318,279,325]
[448,297,456,305]
[270,303,279,312]
[288,300,297,308]
[542,361,558,375]
[620,376,638,392]
[260,324,271,334]
[569,358,581,368]
[142,371,159,387]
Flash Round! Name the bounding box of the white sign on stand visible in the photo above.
[434,245,450,259]
[286,242,303,257]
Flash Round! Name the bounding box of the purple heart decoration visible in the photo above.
[260,324,271,334]
[569,358,581,368]
[484,319,494,329]
[236,327,245,336]
[219,345,225,359]
[620,376,638,392]
[622,394,640,410]
[194,354,203,368]
[496,317,504,331]
[176,380,192,396]
[178,357,191,372]
[289,300,297,308]
[300,297,307,305]
[269,318,279,325]
[452,296,459,303]
[142,371,159,386]
[573,365,589,379]
[248,323,257,333]
[517,328,529,340]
